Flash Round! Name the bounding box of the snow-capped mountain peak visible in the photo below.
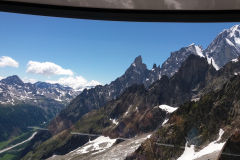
[229,24,240,37]
[188,43,204,57]
[0,76,79,105]
[160,44,204,77]
[1,75,24,86]
[194,45,204,57]
[204,24,240,70]
[223,25,240,47]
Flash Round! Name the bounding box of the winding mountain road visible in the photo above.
[0,132,37,154]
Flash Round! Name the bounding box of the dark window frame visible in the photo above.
[0,1,240,22]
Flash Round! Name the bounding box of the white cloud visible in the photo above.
[26,61,73,76]
[0,76,5,80]
[46,76,101,90]
[0,56,19,68]
[22,77,37,84]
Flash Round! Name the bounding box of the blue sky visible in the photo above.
[0,11,239,88]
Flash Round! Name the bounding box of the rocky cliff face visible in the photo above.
[48,49,206,134]
[220,128,240,160]
[48,56,144,133]
[48,55,162,134]
[161,44,204,77]
[128,76,240,160]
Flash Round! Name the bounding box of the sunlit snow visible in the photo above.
[177,129,226,160]
[162,119,169,126]
[159,104,178,113]
[225,38,235,46]
[206,55,220,70]
[191,98,200,102]
[72,136,116,155]
[234,37,240,45]
[195,46,204,58]
[48,133,152,160]
[110,118,119,125]
[232,58,239,63]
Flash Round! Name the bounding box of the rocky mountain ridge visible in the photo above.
[48,23,240,134]
[204,24,240,70]
[18,24,240,159]
[0,75,79,106]
[47,44,208,134]
[22,55,240,160]
[129,75,240,160]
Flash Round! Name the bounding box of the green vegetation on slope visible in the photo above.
[0,131,35,160]
[0,104,49,142]
[0,131,33,150]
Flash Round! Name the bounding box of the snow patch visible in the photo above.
[48,133,152,160]
[206,55,220,70]
[232,58,239,63]
[177,143,195,160]
[234,37,240,45]
[194,46,204,57]
[159,104,178,113]
[229,25,240,37]
[226,38,235,46]
[110,118,119,125]
[177,129,226,160]
[73,136,116,155]
[191,98,200,102]
[162,119,169,126]
[124,105,133,116]
[147,134,151,139]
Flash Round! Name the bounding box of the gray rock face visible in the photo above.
[48,35,236,134]
[48,55,162,133]
[161,44,204,77]
[162,25,240,74]
[204,25,240,70]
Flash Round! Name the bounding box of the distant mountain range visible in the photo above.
[0,75,79,106]
[19,25,240,160]
[0,76,81,143]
